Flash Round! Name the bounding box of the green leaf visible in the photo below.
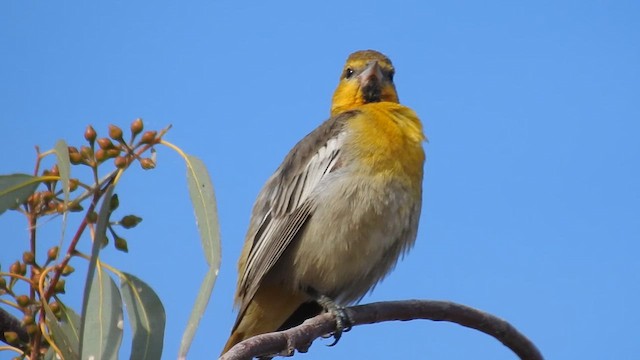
[0,174,41,214]
[79,185,115,355]
[120,272,166,360]
[179,266,218,360]
[54,140,71,249]
[179,155,221,359]
[185,155,221,267]
[59,302,81,354]
[54,140,71,205]
[80,265,123,360]
[44,302,79,360]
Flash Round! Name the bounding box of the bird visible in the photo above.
[222,49,426,356]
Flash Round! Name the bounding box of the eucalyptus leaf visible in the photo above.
[79,184,115,356]
[54,140,71,203]
[179,266,218,360]
[59,303,81,354]
[80,265,123,360]
[185,155,221,267]
[178,155,221,359]
[44,302,79,360]
[43,347,57,360]
[54,139,71,249]
[0,174,41,214]
[120,272,166,360]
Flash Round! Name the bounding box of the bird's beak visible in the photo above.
[358,61,384,103]
[358,61,383,86]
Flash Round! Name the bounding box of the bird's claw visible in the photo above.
[315,295,353,346]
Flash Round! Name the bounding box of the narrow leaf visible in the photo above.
[179,155,221,358]
[179,267,218,360]
[59,302,81,353]
[120,272,166,360]
[0,174,41,214]
[54,140,71,248]
[44,302,79,360]
[79,184,114,355]
[80,265,123,360]
[54,140,71,205]
[185,155,221,267]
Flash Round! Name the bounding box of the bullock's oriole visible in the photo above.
[222,50,426,356]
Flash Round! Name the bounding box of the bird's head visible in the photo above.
[330,50,399,116]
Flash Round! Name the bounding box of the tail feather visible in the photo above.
[221,287,307,355]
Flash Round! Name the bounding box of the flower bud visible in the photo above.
[131,118,144,136]
[84,125,97,144]
[49,301,61,315]
[140,131,157,145]
[139,158,156,170]
[9,261,21,275]
[97,138,115,150]
[16,295,30,307]
[68,202,84,212]
[22,315,35,326]
[3,331,19,345]
[80,146,93,160]
[95,149,107,163]
[69,151,83,165]
[54,279,66,294]
[69,178,79,192]
[47,246,59,261]
[22,252,35,265]
[106,148,121,158]
[114,156,128,168]
[109,194,119,211]
[120,215,142,229]
[108,124,124,142]
[61,265,75,276]
[115,236,129,253]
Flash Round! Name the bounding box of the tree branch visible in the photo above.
[220,299,544,360]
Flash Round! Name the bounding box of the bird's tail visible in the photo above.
[221,286,307,355]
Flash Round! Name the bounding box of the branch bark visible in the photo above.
[220,299,544,360]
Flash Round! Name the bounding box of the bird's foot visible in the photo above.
[315,294,353,346]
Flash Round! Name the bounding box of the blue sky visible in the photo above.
[1,1,639,359]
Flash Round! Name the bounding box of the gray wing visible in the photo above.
[236,112,356,312]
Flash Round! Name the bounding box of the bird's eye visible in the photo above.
[388,71,395,82]
[344,68,354,79]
